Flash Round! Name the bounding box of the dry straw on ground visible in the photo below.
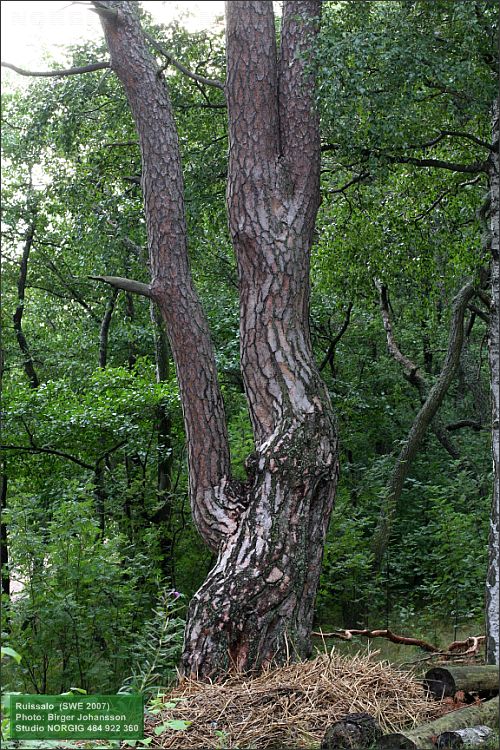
[144,650,445,749]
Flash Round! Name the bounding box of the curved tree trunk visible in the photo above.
[95,0,338,679]
[375,280,461,460]
[180,1,338,678]
[372,280,475,570]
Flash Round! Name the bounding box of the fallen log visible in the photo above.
[321,712,382,749]
[424,665,499,700]
[376,696,499,750]
[436,725,495,749]
[447,636,485,655]
[312,629,486,658]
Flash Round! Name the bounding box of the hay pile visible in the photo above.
[146,651,444,749]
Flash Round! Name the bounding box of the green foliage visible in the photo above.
[120,589,186,696]
[1,647,22,664]
[0,0,496,693]
[2,496,162,693]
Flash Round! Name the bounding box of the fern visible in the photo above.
[120,589,185,696]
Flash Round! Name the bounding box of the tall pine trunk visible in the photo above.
[95,0,338,678]
[485,101,499,665]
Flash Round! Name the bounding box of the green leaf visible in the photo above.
[1,647,22,663]
[154,719,191,734]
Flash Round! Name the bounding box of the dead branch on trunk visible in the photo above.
[1,61,110,77]
[89,275,151,298]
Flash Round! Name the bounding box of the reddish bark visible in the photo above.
[95,0,338,678]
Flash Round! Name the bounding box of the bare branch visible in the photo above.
[145,33,225,92]
[319,303,353,372]
[386,154,489,174]
[328,172,370,194]
[313,628,440,653]
[89,275,151,298]
[446,419,484,432]
[0,445,94,471]
[1,61,110,77]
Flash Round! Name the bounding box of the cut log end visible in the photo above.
[377,733,418,750]
[424,667,457,698]
[321,712,383,750]
[424,665,499,700]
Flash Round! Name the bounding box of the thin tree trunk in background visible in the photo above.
[0,330,8,601]
[150,302,175,584]
[372,281,475,571]
[485,101,499,665]
[0,471,9,599]
[13,218,39,389]
[375,281,460,460]
[125,291,137,369]
[99,287,119,368]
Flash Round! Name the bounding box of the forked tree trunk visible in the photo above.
[180,0,337,677]
[95,0,338,678]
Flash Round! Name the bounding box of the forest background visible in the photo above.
[1,0,498,694]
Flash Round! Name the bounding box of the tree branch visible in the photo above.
[372,280,476,570]
[375,280,460,460]
[467,302,490,324]
[446,419,484,432]
[386,154,489,174]
[313,628,440,653]
[319,303,353,373]
[328,172,370,194]
[36,247,100,322]
[95,0,233,552]
[408,131,497,152]
[0,445,94,471]
[89,275,151,298]
[1,61,110,77]
[412,176,482,223]
[144,33,225,92]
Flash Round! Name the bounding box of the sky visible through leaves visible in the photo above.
[1,0,226,76]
